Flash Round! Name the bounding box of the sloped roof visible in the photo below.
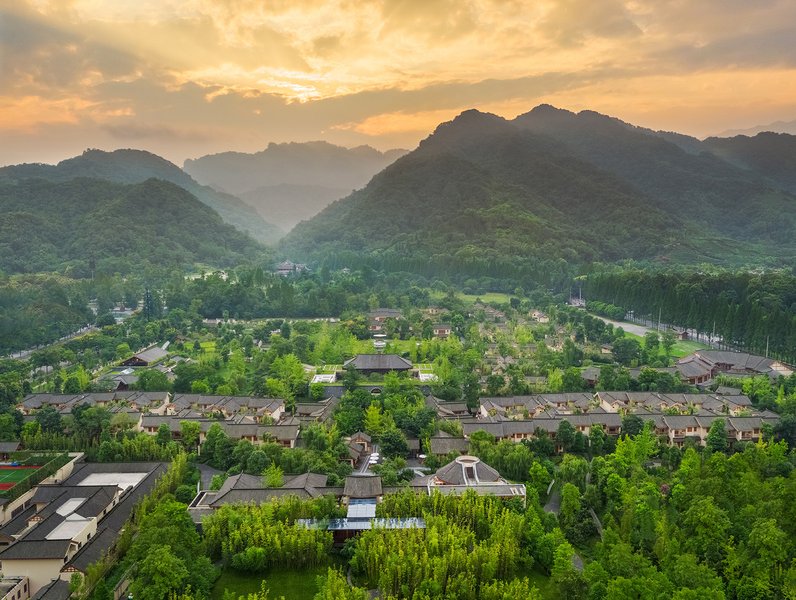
[433,456,502,486]
[343,354,413,371]
[343,475,383,498]
[429,437,469,456]
[131,346,168,364]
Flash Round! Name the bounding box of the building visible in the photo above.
[432,324,452,338]
[0,461,167,595]
[342,354,413,376]
[423,456,526,503]
[119,345,168,368]
[677,350,793,385]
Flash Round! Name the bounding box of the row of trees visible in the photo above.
[585,267,796,362]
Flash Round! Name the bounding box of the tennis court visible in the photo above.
[0,465,41,491]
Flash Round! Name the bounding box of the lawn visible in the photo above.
[428,290,514,305]
[211,567,332,600]
[621,332,707,360]
[352,338,418,355]
[525,567,555,599]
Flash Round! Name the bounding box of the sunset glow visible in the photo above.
[2,0,796,164]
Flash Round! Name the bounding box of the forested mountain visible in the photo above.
[282,108,796,280]
[184,141,407,231]
[0,149,282,244]
[513,105,796,245]
[703,132,796,193]
[0,178,269,275]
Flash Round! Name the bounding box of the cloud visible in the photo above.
[1,0,796,165]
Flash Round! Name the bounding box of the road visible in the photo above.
[4,325,97,360]
[590,316,653,338]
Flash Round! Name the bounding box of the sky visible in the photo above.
[2,0,796,166]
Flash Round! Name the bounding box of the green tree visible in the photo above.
[263,463,284,488]
[135,369,170,391]
[180,420,201,450]
[612,338,641,366]
[363,403,384,438]
[661,330,676,358]
[130,544,188,600]
[621,414,645,438]
[557,420,576,453]
[380,428,409,458]
[705,418,727,453]
[156,422,172,446]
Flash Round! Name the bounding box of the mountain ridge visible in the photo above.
[0,177,269,275]
[281,105,796,276]
[184,141,408,231]
[0,149,283,244]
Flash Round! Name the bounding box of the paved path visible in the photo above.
[4,325,97,360]
[590,315,653,337]
[358,443,379,474]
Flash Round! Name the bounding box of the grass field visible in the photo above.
[0,466,40,491]
[526,567,555,599]
[622,332,708,359]
[428,290,514,305]
[211,567,332,600]
[352,338,419,355]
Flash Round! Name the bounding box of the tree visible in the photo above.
[557,420,576,453]
[130,544,188,600]
[341,366,361,392]
[35,406,63,434]
[644,331,660,356]
[681,496,731,570]
[462,371,480,413]
[0,414,19,442]
[262,463,284,487]
[180,420,201,450]
[135,369,169,391]
[661,330,676,358]
[156,422,172,446]
[612,338,641,366]
[363,403,384,438]
[380,428,409,458]
[705,418,727,453]
[559,455,589,491]
[486,374,505,396]
[621,414,644,438]
[589,424,606,455]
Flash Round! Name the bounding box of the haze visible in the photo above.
[3,0,796,166]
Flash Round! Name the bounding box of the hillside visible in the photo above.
[281,108,796,277]
[0,178,269,275]
[184,141,407,231]
[513,106,796,244]
[0,149,282,244]
[702,132,796,193]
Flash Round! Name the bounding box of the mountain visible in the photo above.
[0,149,282,244]
[702,132,796,194]
[281,107,796,277]
[184,141,407,231]
[717,119,796,137]
[0,177,269,275]
[512,105,796,243]
[238,184,351,231]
